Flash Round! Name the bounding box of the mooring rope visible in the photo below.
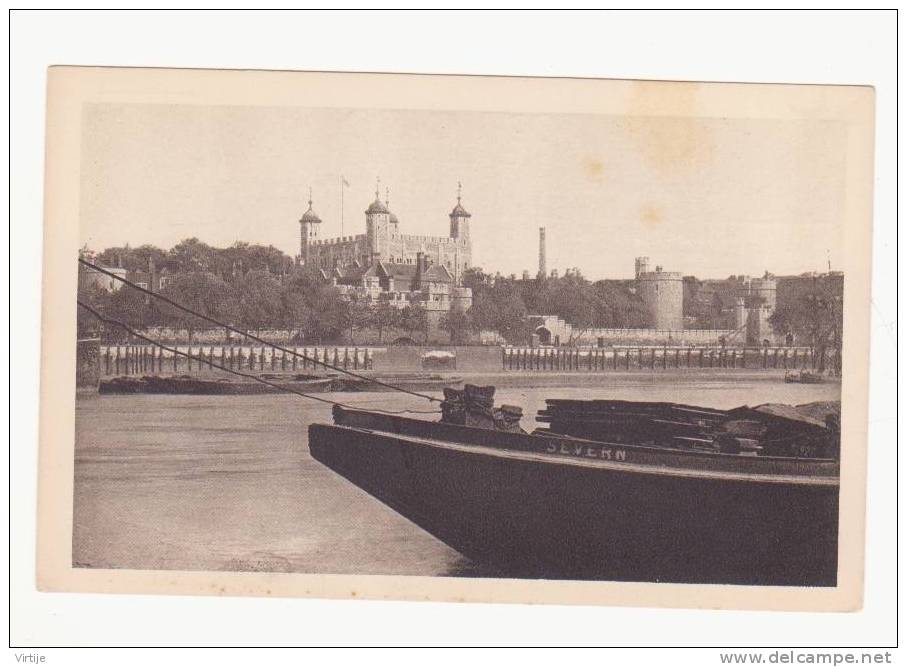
[77,301,443,415]
[78,258,441,403]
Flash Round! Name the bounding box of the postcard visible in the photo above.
[38,66,874,610]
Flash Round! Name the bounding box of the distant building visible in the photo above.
[635,257,684,330]
[299,181,473,284]
[78,255,172,293]
[299,182,473,327]
[79,263,128,292]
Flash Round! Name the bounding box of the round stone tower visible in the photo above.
[745,275,777,345]
[636,264,684,330]
[748,277,777,310]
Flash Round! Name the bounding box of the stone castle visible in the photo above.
[299,181,472,283]
[297,181,473,324]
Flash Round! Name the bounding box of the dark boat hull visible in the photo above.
[308,416,839,586]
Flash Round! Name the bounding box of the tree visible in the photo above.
[341,296,374,344]
[95,244,168,272]
[372,298,401,343]
[770,280,843,373]
[158,272,233,342]
[400,303,429,343]
[234,269,283,330]
[589,281,649,329]
[218,242,294,281]
[469,281,530,344]
[105,282,157,332]
[76,280,110,339]
[461,266,491,293]
[439,308,472,344]
[281,268,347,343]
[168,238,219,274]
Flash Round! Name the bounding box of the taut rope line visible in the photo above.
[78,258,441,403]
[77,300,442,415]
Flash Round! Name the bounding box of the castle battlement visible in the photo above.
[313,234,366,247]
[637,271,683,281]
[398,233,465,245]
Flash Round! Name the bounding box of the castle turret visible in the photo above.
[299,188,322,266]
[449,181,472,242]
[448,181,472,280]
[385,187,399,235]
[365,178,390,261]
[745,274,777,345]
[635,261,683,330]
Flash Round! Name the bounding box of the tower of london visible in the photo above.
[296,181,474,327]
[298,181,473,285]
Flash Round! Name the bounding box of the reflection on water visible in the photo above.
[73,377,840,577]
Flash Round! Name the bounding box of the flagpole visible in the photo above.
[340,175,344,238]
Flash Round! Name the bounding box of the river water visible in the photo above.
[73,376,840,576]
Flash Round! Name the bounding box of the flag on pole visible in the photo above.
[339,176,348,237]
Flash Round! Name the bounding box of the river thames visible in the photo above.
[73,375,841,577]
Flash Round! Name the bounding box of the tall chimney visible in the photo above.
[538,227,547,279]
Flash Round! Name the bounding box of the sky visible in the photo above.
[79,103,847,280]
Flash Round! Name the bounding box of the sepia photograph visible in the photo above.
[36,65,875,612]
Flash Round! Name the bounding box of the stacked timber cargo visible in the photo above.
[535,399,840,459]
